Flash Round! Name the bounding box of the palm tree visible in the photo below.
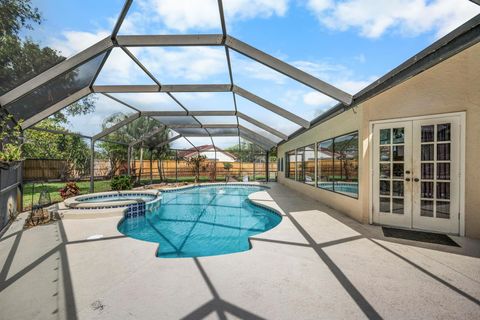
[98,114,169,182]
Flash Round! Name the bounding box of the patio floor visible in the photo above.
[1,183,479,319]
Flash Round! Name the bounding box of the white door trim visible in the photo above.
[368,112,466,235]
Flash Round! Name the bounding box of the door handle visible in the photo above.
[405,178,411,182]
[405,170,411,174]
[414,178,420,182]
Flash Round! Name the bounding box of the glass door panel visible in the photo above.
[412,117,460,234]
[372,121,412,228]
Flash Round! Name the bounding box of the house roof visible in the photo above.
[177,145,237,160]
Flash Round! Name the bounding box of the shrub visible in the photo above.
[59,182,80,200]
[0,114,23,163]
[111,175,133,191]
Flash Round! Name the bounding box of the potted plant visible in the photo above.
[0,114,23,170]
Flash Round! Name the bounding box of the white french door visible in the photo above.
[372,115,463,234]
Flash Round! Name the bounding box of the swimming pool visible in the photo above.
[118,185,282,258]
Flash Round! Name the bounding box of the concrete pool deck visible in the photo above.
[0,183,479,319]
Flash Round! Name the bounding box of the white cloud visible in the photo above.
[232,53,287,84]
[128,0,289,33]
[137,46,229,82]
[306,0,480,38]
[223,0,288,20]
[303,91,335,106]
[49,30,109,57]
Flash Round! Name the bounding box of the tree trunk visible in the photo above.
[137,148,144,183]
[157,158,163,182]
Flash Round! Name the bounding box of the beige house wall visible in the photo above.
[278,42,480,238]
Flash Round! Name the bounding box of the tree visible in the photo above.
[0,0,95,117]
[23,118,91,179]
[97,113,169,181]
[185,154,207,183]
[148,131,171,182]
[225,141,254,162]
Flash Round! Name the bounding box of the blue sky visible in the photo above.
[25,0,480,146]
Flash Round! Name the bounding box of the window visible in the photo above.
[317,132,359,197]
[304,144,315,185]
[285,151,295,179]
[296,144,315,185]
[317,139,334,190]
[296,147,304,182]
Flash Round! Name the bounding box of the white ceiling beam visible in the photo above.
[236,111,288,140]
[233,85,310,129]
[116,34,224,47]
[92,112,141,141]
[238,125,276,147]
[160,84,231,92]
[93,85,160,93]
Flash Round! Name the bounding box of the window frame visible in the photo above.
[285,150,296,179]
[317,130,359,199]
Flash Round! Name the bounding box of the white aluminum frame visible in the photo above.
[0,0,355,152]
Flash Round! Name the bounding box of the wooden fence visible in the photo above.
[23,159,278,182]
[288,159,359,180]
[23,159,115,181]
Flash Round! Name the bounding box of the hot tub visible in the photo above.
[64,190,161,217]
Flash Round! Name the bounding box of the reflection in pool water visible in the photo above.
[118,185,281,258]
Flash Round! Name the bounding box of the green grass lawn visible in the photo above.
[23,180,111,210]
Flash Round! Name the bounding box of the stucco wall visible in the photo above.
[278,42,480,238]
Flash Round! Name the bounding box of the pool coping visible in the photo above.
[64,190,161,209]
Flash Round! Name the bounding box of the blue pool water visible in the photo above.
[117,185,281,258]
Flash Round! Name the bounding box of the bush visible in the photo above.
[59,182,80,200]
[111,175,133,191]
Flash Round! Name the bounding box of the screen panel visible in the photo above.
[34,93,137,137]
[153,116,199,126]
[207,127,238,136]
[134,47,230,84]
[197,116,237,125]
[230,50,337,121]
[174,127,210,137]
[235,95,300,135]
[5,53,106,121]
[109,92,184,112]
[95,48,155,85]
[173,92,235,111]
